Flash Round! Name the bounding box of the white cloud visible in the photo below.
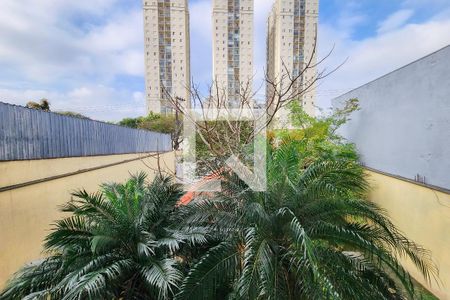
[377,9,414,34]
[188,0,273,98]
[133,91,145,103]
[0,86,145,122]
[1,0,450,121]
[68,87,93,98]
[253,0,274,98]
[0,0,143,83]
[80,9,145,76]
[403,0,450,7]
[189,0,213,85]
[0,0,146,121]
[190,1,212,41]
[317,11,450,112]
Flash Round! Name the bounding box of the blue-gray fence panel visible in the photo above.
[0,102,172,161]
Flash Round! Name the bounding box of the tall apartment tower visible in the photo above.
[143,0,191,114]
[212,0,254,107]
[266,0,319,125]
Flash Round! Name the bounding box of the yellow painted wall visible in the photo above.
[367,170,450,299]
[0,152,175,288]
[2,158,448,297]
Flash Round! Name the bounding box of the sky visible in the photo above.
[0,0,449,121]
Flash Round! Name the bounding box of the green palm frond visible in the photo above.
[176,241,239,300]
[298,159,368,200]
[140,258,183,300]
[0,257,64,299]
[1,174,198,300]
[179,141,437,299]
[44,215,94,251]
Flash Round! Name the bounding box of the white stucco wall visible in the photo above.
[333,45,450,190]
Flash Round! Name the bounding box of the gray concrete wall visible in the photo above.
[332,45,450,190]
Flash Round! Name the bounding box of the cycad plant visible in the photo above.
[176,140,437,300]
[0,174,204,300]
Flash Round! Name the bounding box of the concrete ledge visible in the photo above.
[365,166,450,195]
[0,152,170,193]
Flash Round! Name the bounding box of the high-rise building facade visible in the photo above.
[212,0,254,107]
[266,0,319,125]
[143,0,191,114]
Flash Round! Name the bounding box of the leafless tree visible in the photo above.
[161,30,342,175]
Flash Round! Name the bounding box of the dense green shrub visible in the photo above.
[176,140,436,299]
[0,174,205,300]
